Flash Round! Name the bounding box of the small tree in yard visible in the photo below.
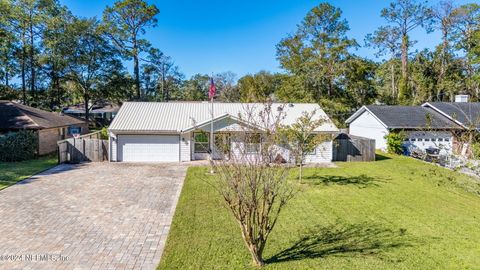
[281,111,327,182]
[385,131,406,154]
[210,103,294,267]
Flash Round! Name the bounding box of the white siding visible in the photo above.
[304,140,333,163]
[180,133,191,161]
[110,133,118,161]
[403,131,453,155]
[230,138,333,163]
[349,110,389,150]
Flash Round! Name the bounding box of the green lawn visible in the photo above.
[159,154,480,269]
[0,155,57,190]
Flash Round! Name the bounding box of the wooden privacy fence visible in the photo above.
[57,131,108,163]
[333,133,375,162]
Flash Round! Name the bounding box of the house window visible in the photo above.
[410,138,416,142]
[438,138,444,142]
[245,134,261,153]
[424,138,430,142]
[431,138,436,142]
[194,132,209,153]
[68,126,81,135]
[417,138,423,142]
[444,138,450,142]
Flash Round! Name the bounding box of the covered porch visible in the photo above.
[182,114,264,161]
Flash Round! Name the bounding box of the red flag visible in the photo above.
[209,77,216,100]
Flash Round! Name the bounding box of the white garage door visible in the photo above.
[118,135,180,162]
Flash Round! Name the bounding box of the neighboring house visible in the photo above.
[63,102,119,126]
[108,102,338,162]
[0,101,89,155]
[422,102,480,155]
[422,102,480,129]
[346,105,462,154]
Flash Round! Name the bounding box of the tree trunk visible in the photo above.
[84,94,89,124]
[390,61,395,98]
[133,38,140,99]
[56,75,61,107]
[299,149,303,182]
[246,244,265,267]
[299,163,303,183]
[400,35,408,83]
[440,28,448,81]
[29,19,35,100]
[162,63,167,101]
[437,25,449,101]
[5,65,9,87]
[134,55,140,99]
[21,37,27,105]
[399,34,409,103]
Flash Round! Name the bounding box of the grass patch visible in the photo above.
[159,154,480,269]
[0,155,57,190]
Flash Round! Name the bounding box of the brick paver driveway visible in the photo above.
[0,162,187,270]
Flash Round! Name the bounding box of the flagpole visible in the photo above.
[210,76,215,173]
[210,91,214,159]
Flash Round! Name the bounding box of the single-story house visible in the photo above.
[423,102,480,130]
[0,101,89,155]
[63,102,119,126]
[346,105,463,154]
[108,102,338,162]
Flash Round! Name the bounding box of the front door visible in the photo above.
[214,133,231,160]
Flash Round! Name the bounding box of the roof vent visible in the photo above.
[455,95,469,103]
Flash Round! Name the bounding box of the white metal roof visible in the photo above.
[109,102,338,133]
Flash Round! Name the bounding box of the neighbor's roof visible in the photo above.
[345,105,462,129]
[423,102,480,129]
[109,102,338,133]
[0,101,86,130]
[63,102,120,114]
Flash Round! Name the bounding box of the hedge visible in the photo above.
[0,130,38,162]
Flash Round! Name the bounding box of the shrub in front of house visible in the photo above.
[385,131,406,155]
[471,142,480,160]
[0,130,38,162]
[100,127,109,140]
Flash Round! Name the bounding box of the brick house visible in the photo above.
[0,101,89,155]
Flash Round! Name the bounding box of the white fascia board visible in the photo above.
[421,102,466,129]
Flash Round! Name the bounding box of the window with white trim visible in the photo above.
[194,132,209,153]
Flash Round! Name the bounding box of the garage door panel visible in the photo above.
[118,135,179,162]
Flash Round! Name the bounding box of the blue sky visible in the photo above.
[59,0,472,78]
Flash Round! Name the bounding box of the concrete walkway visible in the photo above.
[0,162,187,270]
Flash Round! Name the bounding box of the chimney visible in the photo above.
[455,95,469,103]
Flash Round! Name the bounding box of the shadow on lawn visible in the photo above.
[375,154,391,161]
[302,174,386,188]
[267,222,413,264]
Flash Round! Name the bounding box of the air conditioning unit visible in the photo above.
[455,95,469,103]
